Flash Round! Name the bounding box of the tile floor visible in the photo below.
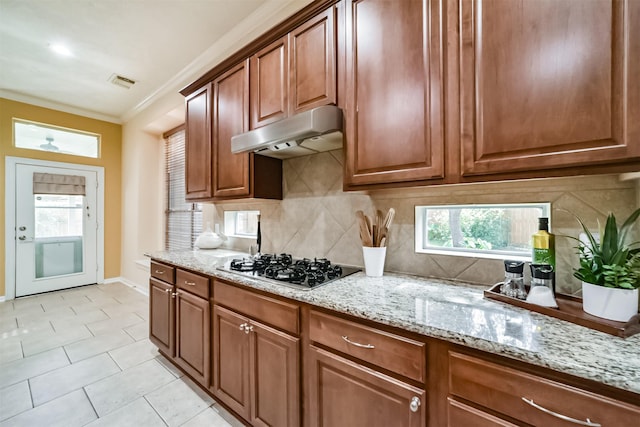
[0,282,244,427]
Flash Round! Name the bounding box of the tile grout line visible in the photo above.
[143,395,170,426]
[81,387,100,422]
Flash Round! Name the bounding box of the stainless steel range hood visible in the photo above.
[231,105,343,160]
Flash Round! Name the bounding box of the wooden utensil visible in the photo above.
[383,208,395,230]
[356,210,373,247]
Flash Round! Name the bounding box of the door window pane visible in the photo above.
[34,194,84,278]
[34,195,84,237]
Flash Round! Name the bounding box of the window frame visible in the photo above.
[164,127,202,250]
[223,210,260,239]
[414,203,551,261]
[13,119,101,159]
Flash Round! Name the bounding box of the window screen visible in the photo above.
[165,129,202,250]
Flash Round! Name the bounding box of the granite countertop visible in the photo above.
[149,249,640,396]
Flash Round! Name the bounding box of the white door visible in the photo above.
[15,163,98,296]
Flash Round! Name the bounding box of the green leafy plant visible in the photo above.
[571,209,640,289]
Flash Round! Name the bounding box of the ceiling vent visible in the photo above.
[108,73,136,89]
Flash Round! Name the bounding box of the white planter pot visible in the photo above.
[581,281,639,322]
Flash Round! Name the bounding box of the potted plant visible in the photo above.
[571,208,640,322]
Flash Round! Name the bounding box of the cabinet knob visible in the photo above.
[409,396,421,413]
[245,325,253,334]
[239,323,247,330]
[171,292,178,298]
[164,289,171,294]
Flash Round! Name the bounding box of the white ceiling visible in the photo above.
[0,0,310,125]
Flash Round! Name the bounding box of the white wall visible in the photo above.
[119,0,314,288]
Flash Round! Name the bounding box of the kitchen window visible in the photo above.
[415,203,550,260]
[14,119,100,158]
[224,210,259,238]
[165,127,202,250]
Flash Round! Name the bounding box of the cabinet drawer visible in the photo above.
[151,261,175,284]
[214,280,299,335]
[309,310,425,382]
[176,269,210,299]
[447,398,517,427]
[449,352,640,426]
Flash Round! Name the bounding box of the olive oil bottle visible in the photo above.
[532,217,555,291]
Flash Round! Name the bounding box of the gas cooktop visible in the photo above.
[218,253,360,290]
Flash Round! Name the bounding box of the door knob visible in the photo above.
[409,396,421,412]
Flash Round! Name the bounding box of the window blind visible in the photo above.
[165,129,202,250]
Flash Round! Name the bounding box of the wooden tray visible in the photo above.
[484,283,640,338]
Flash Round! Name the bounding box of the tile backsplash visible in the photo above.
[206,150,638,295]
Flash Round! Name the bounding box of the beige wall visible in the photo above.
[0,98,122,296]
[209,150,637,295]
[120,118,166,289]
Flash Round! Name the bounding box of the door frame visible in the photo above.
[4,156,105,300]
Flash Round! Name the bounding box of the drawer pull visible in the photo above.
[184,281,196,286]
[409,396,421,413]
[154,270,164,274]
[522,398,601,427]
[341,335,375,349]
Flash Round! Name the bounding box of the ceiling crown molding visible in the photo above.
[121,0,316,124]
[0,90,122,124]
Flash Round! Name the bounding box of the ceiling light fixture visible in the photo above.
[40,136,60,151]
[49,43,72,56]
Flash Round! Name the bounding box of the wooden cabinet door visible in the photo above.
[307,346,426,427]
[212,305,251,420]
[212,60,251,199]
[185,84,212,200]
[447,398,517,427]
[175,290,210,386]
[344,0,444,186]
[149,278,174,357]
[459,0,640,176]
[249,321,299,427]
[289,7,336,115]
[251,37,289,129]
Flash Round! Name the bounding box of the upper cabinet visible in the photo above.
[250,37,289,129]
[343,0,445,187]
[213,61,251,198]
[213,60,283,200]
[185,85,213,200]
[250,8,337,129]
[459,0,640,176]
[184,0,639,197]
[185,60,282,201]
[289,8,337,115]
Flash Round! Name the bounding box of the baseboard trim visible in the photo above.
[104,277,148,296]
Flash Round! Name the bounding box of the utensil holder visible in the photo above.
[363,246,386,277]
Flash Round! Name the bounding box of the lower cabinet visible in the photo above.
[212,304,299,427]
[307,345,426,427]
[446,398,517,427]
[149,265,210,387]
[448,351,640,427]
[149,260,640,426]
[174,289,210,386]
[149,277,174,356]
